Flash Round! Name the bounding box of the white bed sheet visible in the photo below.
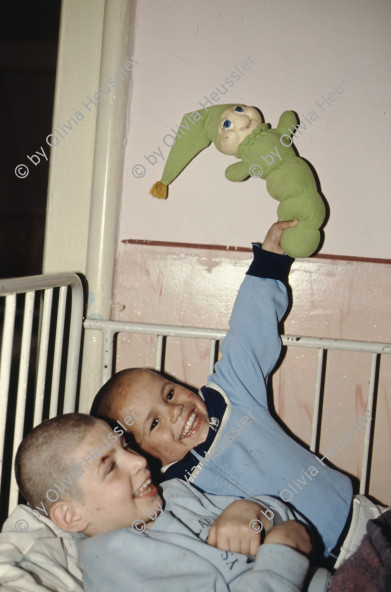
[0,504,83,592]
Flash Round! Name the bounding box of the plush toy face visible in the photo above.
[216,105,263,155]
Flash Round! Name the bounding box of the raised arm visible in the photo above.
[208,221,297,408]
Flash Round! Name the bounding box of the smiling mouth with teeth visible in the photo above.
[133,477,157,498]
[181,410,201,439]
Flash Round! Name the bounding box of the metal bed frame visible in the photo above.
[1,273,390,524]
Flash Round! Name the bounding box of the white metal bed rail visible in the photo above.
[84,318,391,496]
[0,273,84,519]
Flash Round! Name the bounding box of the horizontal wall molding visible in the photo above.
[121,239,391,265]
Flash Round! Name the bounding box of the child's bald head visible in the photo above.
[15,413,98,514]
[90,368,154,419]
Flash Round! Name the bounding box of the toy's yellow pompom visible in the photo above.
[150,181,168,199]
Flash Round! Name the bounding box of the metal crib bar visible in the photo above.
[49,286,67,417]
[9,292,35,510]
[359,352,378,494]
[155,335,164,372]
[84,318,227,342]
[0,294,17,475]
[34,289,53,425]
[101,328,115,385]
[63,281,84,413]
[85,320,391,355]
[208,340,218,375]
[310,348,325,452]
[282,335,390,355]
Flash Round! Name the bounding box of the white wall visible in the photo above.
[120,0,391,259]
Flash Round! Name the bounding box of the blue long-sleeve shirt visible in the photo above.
[162,245,353,558]
[79,478,331,592]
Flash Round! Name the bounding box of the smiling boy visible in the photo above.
[15,412,331,592]
[15,414,160,536]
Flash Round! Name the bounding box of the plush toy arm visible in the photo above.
[225,160,251,182]
[276,111,298,137]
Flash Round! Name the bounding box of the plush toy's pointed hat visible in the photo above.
[150,104,235,198]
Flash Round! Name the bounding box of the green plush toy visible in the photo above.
[150,104,326,258]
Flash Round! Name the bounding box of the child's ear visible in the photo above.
[50,500,88,533]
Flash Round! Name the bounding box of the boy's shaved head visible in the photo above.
[90,368,156,419]
[15,413,98,511]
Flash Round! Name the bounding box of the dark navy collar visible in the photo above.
[161,385,227,482]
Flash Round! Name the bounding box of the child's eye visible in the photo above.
[222,119,233,130]
[166,390,174,401]
[234,106,244,113]
[151,418,159,430]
